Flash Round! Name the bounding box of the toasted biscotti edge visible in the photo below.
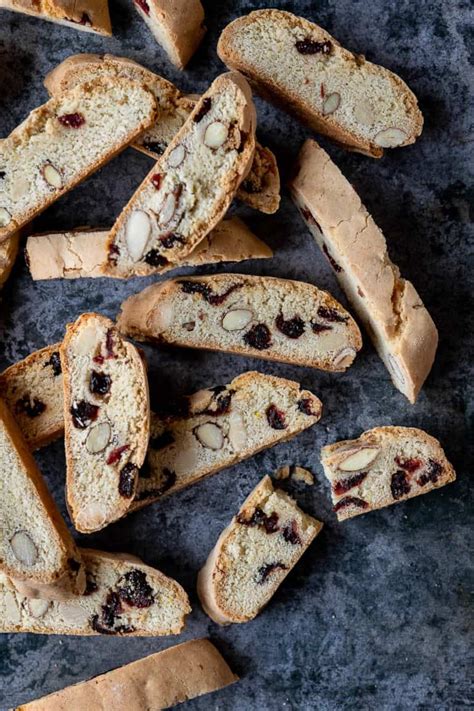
[0,0,112,36]
[0,230,20,287]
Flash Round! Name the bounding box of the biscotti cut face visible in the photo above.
[321,426,456,521]
[117,274,362,371]
[104,72,257,277]
[132,0,206,70]
[61,314,150,533]
[218,9,423,157]
[0,77,156,241]
[197,475,322,624]
[133,372,322,510]
[0,0,112,35]
[0,548,190,636]
[17,639,237,711]
[290,140,438,402]
[0,344,63,449]
[0,230,20,287]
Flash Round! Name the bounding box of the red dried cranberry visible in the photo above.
[322,243,342,273]
[301,206,322,231]
[317,306,348,323]
[117,569,154,608]
[295,38,332,55]
[395,456,423,473]
[390,471,411,500]
[143,141,166,155]
[256,562,288,584]
[70,400,99,429]
[333,472,367,496]
[90,592,135,634]
[417,459,443,487]
[16,395,46,418]
[144,249,168,267]
[134,0,150,14]
[134,468,176,501]
[58,113,85,128]
[200,388,234,416]
[297,398,318,416]
[105,329,116,359]
[282,520,301,545]
[310,321,332,334]
[93,354,104,365]
[44,351,61,376]
[150,431,175,450]
[243,323,272,350]
[275,313,305,339]
[179,280,241,306]
[119,463,138,498]
[108,244,120,266]
[107,445,130,466]
[160,233,185,249]
[193,97,212,123]
[266,404,287,430]
[89,370,111,396]
[237,507,280,533]
[68,12,92,25]
[151,173,162,190]
[334,496,368,513]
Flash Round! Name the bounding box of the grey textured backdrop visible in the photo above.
[0,1,472,709]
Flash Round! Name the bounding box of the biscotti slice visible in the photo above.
[321,426,456,521]
[197,475,322,624]
[117,274,362,371]
[16,639,237,710]
[0,0,112,35]
[61,313,150,533]
[25,218,272,280]
[290,140,438,402]
[218,9,423,157]
[0,77,156,241]
[0,230,20,287]
[104,72,256,277]
[132,0,206,69]
[0,398,83,595]
[133,372,322,510]
[0,548,190,636]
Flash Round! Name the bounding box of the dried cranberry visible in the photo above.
[93,354,104,365]
[144,249,168,267]
[84,578,98,596]
[117,569,154,608]
[310,321,332,334]
[295,39,332,55]
[201,388,234,416]
[417,459,443,487]
[105,329,116,359]
[160,233,184,249]
[150,431,175,450]
[119,463,137,498]
[71,400,99,429]
[107,445,130,466]
[16,395,46,418]
[256,562,288,584]
[151,173,162,190]
[390,471,411,500]
[266,404,287,430]
[395,456,423,473]
[0,171,5,180]
[334,496,368,513]
[58,113,85,128]
[282,520,301,545]
[108,244,120,265]
[193,97,212,123]
[237,507,280,533]
[322,243,342,273]
[317,306,348,323]
[143,141,166,155]
[89,370,111,396]
[275,313,305,339]
[79,12,92,25]
[135,468,176,501]
[301,207,322,230]
[243,323,272,350]
[90,617,135,635]
[333,472,367,496]
[90,591,135,634]
[134,0,149,14]
[297,398,318,416]
[68,557,81,572]
[179,280,241,306]
[44,351,61,376]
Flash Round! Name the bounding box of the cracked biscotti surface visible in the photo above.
[218,9,423,157]
[0,229,20,288]
[61,313,150,533]
[321,426,456,520]
[0,0,112,35]
[290,139,438,402]
[197,475,322,624]
[117,273,362,371]
[132,0,206,70]
[133,371,322,510]
[16,639,237,710]
[103,72,256,277]
[0,548,190,636]
[0,76,156,241]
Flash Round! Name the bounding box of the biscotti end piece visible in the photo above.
[61,313,150,533]
[0,230,20,287]
[321,426,456,521]
[16,639,236,710]
[104,71,257,277]
[0,0,112,35]
[198,475,322,624]
[0,548,191,636]
[132,0,206,69]
[25,229,109,280]
[117,274,362,372]
[290,139,438,402]
[0,76,157,241]
[218,9,423,157]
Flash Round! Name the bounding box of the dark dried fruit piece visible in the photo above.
[119,463,137,498]
[243,323,272,350]
[107,445,130,466]
[295,38,332,55]
[90,591,135,634]
[334,496,369,513]
[395,456,423,473]
[84,576,98,596]
[322,243,342,273]
[117,569,154,608]
[144,249,168,267]
[105,329,116,359]
[16,395,46,418]
[275,313,305,339]
[150,431,175,450]
[310,321,332,334]
[58,113,85,128]
[256,562,288,584]
[68,557,81,572]
[237,507,280,533]
[70,400,99,429]
[108,243,120,266]
[333,472,368,496]
[200,387,234,417]
[89,370,111,396]
[282,520,301,545]
[317,306,348,323]
[44,351,61,376]
[151,173,162,190]
[301,206,322,231]
[417,459,443,487]
[0,172,5,180]
[297,398,318,416]
[135,468,176,501]
[134,0,150,14]
[390,470,411,500]
[160,233,185,249]
[266,404,287,430]
[143,141,166,155]
[179,280,241,305]
[193,97,212,122]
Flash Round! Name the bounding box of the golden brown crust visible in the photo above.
[0,230,20,287]
[0,0,112,35]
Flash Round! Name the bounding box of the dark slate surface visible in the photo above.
[0,1,472,709]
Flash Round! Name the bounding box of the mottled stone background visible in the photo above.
[0,1,472,709]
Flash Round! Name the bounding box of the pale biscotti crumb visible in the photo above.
[290,139,438,403]
[197,475,322,624]
[117,273,362,372]
[0,230,20,287]
[0,0,112,35]
[321,426,456,520]
[218,9,423,157]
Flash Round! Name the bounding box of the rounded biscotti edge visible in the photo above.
[149,0,206,70]
[117,281,175,340]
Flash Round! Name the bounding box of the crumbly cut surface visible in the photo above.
[0,548,190,636]
[290,139,438,402]
[61,313,150,533]
[16,639,237,710]
[0,230,20,287]
[0,76,156,241]
[218,9,423,157]
[0,398,81,588]
[0,0,112,35]
[321,426,456,520]
[104,72,256,277]
[132,0,206,70]
[117,273,362,371]
[0,344,63,449]
[133,371,322,510]
[197,475,322,624]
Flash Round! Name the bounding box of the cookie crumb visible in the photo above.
[274,465,291,480]
[291,466,314,486]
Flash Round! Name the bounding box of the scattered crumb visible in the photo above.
[291,466,314,486]
[275,465,291,480]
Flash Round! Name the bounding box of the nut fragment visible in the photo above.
[76,502,107,531]
[387,354,407,386]
[222,309,253,332]
[188,389,214,414]
[158,193,177,227]
[194,422,224,450]
[0,207,11,227]
[291,466,314,485]
[353,100,374,125]
[228,412,247,451]
[10,531,38,567]
[339,447,380,472]
[86,422,111,454]
[167,144,186,168]
[332,347,357,369]
[41,162,63,189]
[4,592,20,624]
[275,465,291,481]
[203,121,229,149]
[125,210,151,262]
[74,325,98,356]
[374,127,407,148]
[322,92,341,115]
[27,598,50,618]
